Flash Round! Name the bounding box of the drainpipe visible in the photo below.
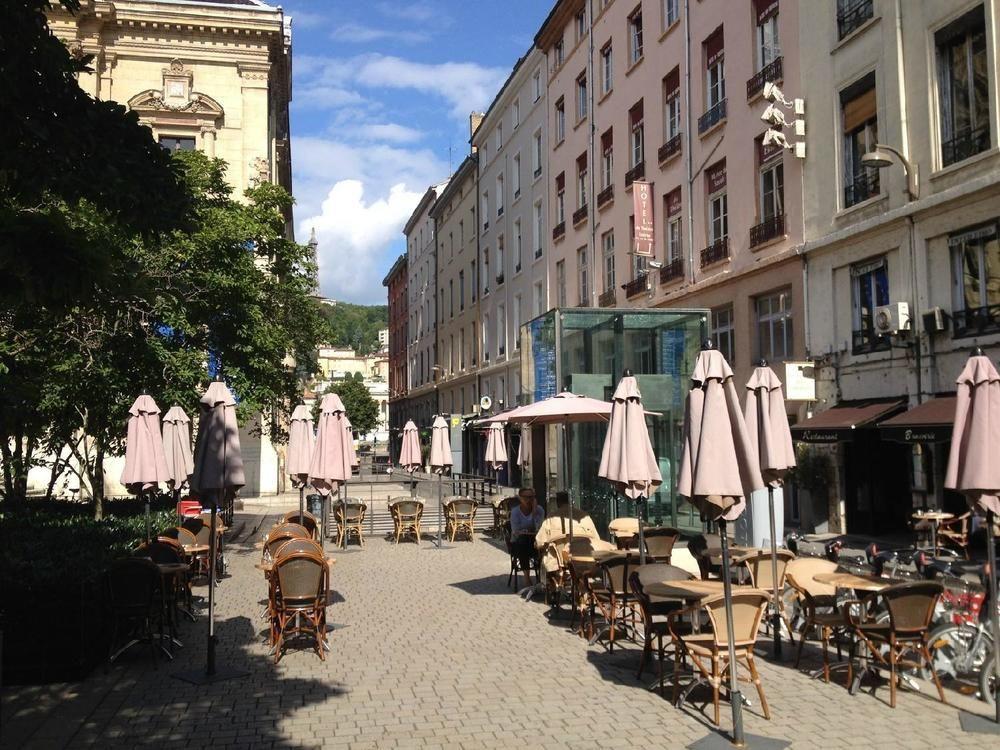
[588,0,598,306]
[683,0,696,283]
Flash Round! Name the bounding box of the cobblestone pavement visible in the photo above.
[2,507,995,749]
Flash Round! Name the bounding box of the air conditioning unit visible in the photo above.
[874,302,911,335]
[922,306,950,333]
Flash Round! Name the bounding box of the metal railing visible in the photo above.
[698,99,727,134]
[942,125,991,167]
[625,160,645,187]
[843,170,880,207]
[599,288,616,307]
[700,236,730,267]
[953,304,1000,339]
[597,184,614,208]
[572,204,589,225]
[747,56,782,100]
[659,258,684,283]
[837,0,873,39]
[657,133,682,162]
[553,221,566,240]
[623,273,649,297]
[750,213,785,248]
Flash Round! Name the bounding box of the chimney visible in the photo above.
[469,111,485,152]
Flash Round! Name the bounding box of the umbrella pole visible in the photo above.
[719,518,745,746]
[144,489,151,543]
[767,486,782,657]
[437,471,443,549]
[563,424,574,544]
[299,485,304,519]
[206,498,218,677]
[987,510,1000,723]
[637,497,646,565]
[342,482,347,550]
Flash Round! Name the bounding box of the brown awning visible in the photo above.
[879,395,956,443]
[791,398,906,443]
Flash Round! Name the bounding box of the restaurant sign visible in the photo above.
[793,429,843,443]
[632,180,655,257]
[880,425,952,444]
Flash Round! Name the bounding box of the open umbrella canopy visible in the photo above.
[121,394,171,494]
[945,354,1000,515]
[678,349,763,521]
[485,422,508,471]
[309,393,353,496]
[398,420,422,473]
[287,404,314,489]
[505,390,612,425]
[744,365,796,488]
[599,375,662,500]
[162,405,193,492]
[191,382,245,498]
[429,415,452,473]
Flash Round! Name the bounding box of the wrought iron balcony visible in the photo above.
[495,273,504,286]
[572,205,589,225]
[700,236,729,267]
[659,258,684,283]
[497,205,504,217]
[747,56,782,100]
[953,304,1000,339]
[837,0,873,39]
[625,160,645,187]
[599,288,616,307]
[597,184,614,209]
[623,273,649,298]
[534,166,542,179]
[749,213,786,248]
[698,99,727,134]
[843,170,880,208]
[552,221,566,240]
[942,125,991,167]
[657,134,682,163]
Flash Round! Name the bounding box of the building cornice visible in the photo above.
[535,0,585,51]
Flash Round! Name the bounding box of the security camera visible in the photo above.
[763,82,792,107]
[762,128,791,149]
[761,104,788,128]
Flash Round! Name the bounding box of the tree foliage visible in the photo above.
[318,302,388,355]
[315,379,379,439]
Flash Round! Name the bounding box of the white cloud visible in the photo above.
[302,181,424,304]
[374,1,447,25]
[343,122,424,143]
[288,9,329,30]
[330,23,429,45]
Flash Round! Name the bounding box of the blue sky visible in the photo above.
[280,0,551,305]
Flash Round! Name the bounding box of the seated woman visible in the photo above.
[509,487,545,585]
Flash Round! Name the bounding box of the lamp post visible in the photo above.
[861,143,919,201]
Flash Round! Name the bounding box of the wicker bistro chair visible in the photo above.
[668,591,771,726]
[136,539,192,630]
[629,564,696,691]
[608,517,641,549]
[846,581,946,708]
[182,517,227,579]
[335,500,367,548]
[643,527,681,563]
[389,498,424,544]
[272,550,329,663]
[282,511,320,540]
[588,556,640,651]
[567,553,602,638]
[444,496,477,542]
[784,558,852,683]
[745,550,797,637]
[105,557,167,665]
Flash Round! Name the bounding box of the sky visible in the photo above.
[280,0,551,305]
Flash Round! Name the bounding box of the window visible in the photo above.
[482,313,490,361]
[496,174,504,216]
[513,295,521,349]
[951,223,1000,336]
[535,281,545,316]
[630,101,644,167]
[707,160,728,243]
[662,0,679,30]
[628,7,644,65]
[449,334,454,373]
[756,289,794,361]
[663,67,681,139]
[576,153,588,209]
[837,0,873,40]
[483,249,490,294]
[533,200,544,256]
[576,72,588,120]
[602,230,616,291]
[471,323,477,365]
[460,218,464,247]
[554,38,565,68]
[459,269,465,310]
[497,234,505,281]
[532,130,543,177]
[851,256,890,352]
[576,9,587,41]
[556,260,567,307]
[936,6,991,167]
[600,43,613,95]
[712,305,735,363]
[756,5,780,70]
[665,188,682,263]
[532,69,541,102]
[496,123,504,152]
[706,28,726,109]
[555,97,566,143]
[601,129,613,190]
[577,247,590,305]
[497,304,506,356]
[159,136,196,152]
[556,172,566,225]
[449,278,454,318]
[481,192,490,229]
[514,219,523,271]
[471,260,477,302]
[460,327,466,369]
[841,72,879,207]
[513,153,521,197]
[760,160,784,220]
[513,98,520,129]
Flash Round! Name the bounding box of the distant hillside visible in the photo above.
[319,302,388,355]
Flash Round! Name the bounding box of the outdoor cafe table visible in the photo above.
[911,511,954,554]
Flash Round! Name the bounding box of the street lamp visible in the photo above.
[861,143,919,201]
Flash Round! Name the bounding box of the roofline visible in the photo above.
[469,46,537,145]
[382,254,408,287]
[429,155,478,218]
[137,0,283,13]
[402,185,441,236]
[534,0,584,51]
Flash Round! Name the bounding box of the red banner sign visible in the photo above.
[666,187,682,217]
[706,160,727,194]
[632,180,655,257]
[754,0,779,25]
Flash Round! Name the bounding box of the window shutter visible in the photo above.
[754,0,779,25]
[664,67,680,98]
[705,27,724,67]
[843,87,877,132]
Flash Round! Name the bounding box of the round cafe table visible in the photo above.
[812,571,895,592]
[912,511,954,554]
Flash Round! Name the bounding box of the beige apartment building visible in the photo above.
[471,48,550,417]
[46,0,292,497]
[536,0,805,391]
[793,0,1000,535]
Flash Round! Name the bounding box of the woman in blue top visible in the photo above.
[510,487,545,585]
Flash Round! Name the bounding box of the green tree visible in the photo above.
[317,302,387,355]
[318,378,378,439]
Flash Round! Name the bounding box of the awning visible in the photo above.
[791,398,906,443]
[879,395,956,443]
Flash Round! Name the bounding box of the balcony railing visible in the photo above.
[657,133,682,163]
[534,166,542,179]
[843,170,880,208]
[514,188,520,200]
[750,213,786,248]
[700,236,730,267]
[597,184,614,209]
[747,56,783,100]
[572,205,589,225]
[497,205,504,217]
[514,262,521,274]
[625,160,645,187]
[599,288,616,307]
[495,273,504,286]
[553,221,566,240]
[852,327,891,355]
[837,0,873,39]
[659,258,684,283]
[942,125,991,167]
[535,247,543,259]
[623,273,649,298]
[698,99,727,134]
[953,304,1000,339]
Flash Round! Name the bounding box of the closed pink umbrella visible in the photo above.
[429,415,452,548]
[398,420,421,473]
[485,422,508,472]
[678,346,764,745]
[310,393,353,549]
[599,371,662,564]
[744,362,796,656]
[517,427,531,470]
[162,405,194,497]
[122,394,171,541]
[287,404,314,516]
[944,349,1000,720]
